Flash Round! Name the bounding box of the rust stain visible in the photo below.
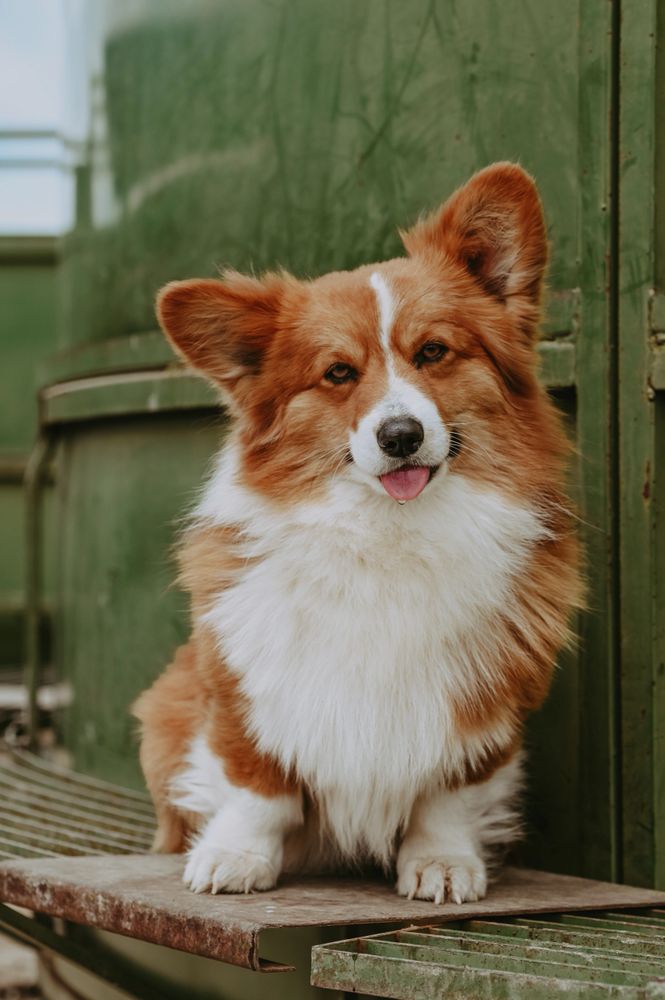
[643,461,651,500]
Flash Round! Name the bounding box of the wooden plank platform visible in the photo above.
[2,856,665,972]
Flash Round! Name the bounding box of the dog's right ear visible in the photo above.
[156,271,286,394]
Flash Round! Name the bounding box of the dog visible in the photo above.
[133,162,582,903]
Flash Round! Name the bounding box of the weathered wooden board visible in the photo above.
[2,858,665,973]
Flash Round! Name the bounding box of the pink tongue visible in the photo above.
[380,466,430,501]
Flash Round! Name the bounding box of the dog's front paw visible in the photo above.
[184,843,278,894]
[396,854,487,905]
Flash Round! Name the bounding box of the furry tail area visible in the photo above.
[132,642,204,853]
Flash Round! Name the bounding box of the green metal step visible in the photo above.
[311,914,665,998]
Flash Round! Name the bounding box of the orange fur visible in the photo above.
[134,630,298,853]
[448,737,523,791]
[133,644,204,851]
[194,626,298,797]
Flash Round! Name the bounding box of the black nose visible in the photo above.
[377,416,424,458]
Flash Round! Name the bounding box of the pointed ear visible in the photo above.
[402,163,548,338]
[156,270,285,392]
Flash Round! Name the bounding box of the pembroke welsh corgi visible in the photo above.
[133,163,582,903]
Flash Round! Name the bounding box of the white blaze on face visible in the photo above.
[349,272,449,487]
[370,271,396,353]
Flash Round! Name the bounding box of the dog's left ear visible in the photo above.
[402,162,547,339]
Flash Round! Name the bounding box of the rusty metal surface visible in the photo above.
[2,855,665,973]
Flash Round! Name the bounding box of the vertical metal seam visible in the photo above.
[609,0,623,883]
[23,433,54,748]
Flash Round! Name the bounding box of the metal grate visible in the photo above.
[311,913,665,998]
[0,750,155,859]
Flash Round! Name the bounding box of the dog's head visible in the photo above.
[157,163,558,504]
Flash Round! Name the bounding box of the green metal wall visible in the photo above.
[34,0,664,910]
[63,0,585,342]
[0,237,57,673]
[618,0,665,890]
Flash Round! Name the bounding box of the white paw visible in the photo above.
[183,843,278,894]
[396,854,487,905]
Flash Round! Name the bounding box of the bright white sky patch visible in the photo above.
[0,0,72,233]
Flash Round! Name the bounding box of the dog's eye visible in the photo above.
[325,362,357,384]
[414,342,448,367]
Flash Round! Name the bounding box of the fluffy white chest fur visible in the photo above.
[191,446,547,861]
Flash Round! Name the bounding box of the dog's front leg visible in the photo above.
[184,786,303,894]
[396,756,522,904]
[396,783,487,904]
